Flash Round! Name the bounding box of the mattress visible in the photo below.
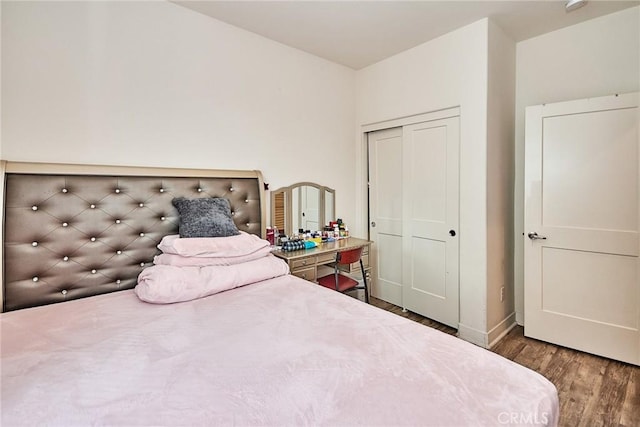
[1,274,559,426]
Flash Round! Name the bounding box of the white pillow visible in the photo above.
[157,231,269,258]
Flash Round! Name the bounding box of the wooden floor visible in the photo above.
[369,297,640,427]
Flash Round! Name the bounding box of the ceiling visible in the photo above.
[173,0,638,70]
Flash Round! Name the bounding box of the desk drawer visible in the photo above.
[292,267,316,282]
[291,256,316,269]
[317,252,336,264]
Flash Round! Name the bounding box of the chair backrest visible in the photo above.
[336,247,363,265]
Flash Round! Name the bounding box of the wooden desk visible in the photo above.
[272,237,372,284]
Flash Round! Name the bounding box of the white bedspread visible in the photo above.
[1,275,558,426]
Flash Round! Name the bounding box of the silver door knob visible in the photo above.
[371,221,376,227]
[527,232,547,240]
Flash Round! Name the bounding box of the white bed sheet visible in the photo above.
[1,275,558,426]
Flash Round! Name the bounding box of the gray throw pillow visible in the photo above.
[172,197,240,238]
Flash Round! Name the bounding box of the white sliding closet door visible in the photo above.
[368,114,460,327]
[402,117,460,328]
[368,127,404,305]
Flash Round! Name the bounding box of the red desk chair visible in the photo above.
[317,247,369,303]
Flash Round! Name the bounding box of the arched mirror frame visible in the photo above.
[271,182,335,236]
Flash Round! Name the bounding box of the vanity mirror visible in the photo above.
[271,182,335,236]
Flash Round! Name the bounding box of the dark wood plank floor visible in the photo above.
[369,297,640,427]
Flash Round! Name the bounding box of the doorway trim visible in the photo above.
[362,107,461,134]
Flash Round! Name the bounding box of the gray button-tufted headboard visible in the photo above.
[1,162,266,312]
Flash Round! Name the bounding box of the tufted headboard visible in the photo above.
[1,161,266,312]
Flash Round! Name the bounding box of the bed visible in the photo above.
[0,162,559,426]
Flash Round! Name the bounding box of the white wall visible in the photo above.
[486,20,516,345]
[356,19,491,345]
[0,1,2,159]
[1,1,356,229]
[514,6,640,324]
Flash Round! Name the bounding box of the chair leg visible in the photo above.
[360,259,369,304]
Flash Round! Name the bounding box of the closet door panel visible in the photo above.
[402,117,459,328]
[368,127,403,305]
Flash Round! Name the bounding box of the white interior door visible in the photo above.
[524,92,640,365]
[368,127,403,305]
[402,117,459,328]
[301,186,319,231]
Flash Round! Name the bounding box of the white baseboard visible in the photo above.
[457,323,489,348]
[488,312,517,348]
[458,312,517,349]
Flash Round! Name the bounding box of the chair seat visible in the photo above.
[316,246,369,303]
[317,274,360,293]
